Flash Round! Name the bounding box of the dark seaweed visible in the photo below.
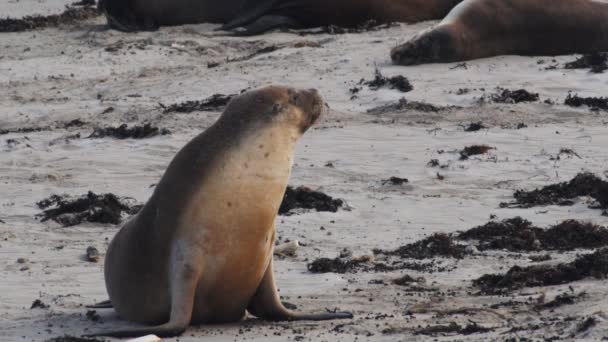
[44,337,105,342]
[279,186,343,215]
[374,233,468,260]
[415,322,493,336]
[564,94,608,111]
[459,145,494,160]
[500,173,608,210]
[367,98,446,114]
[362,69,413,93]
[458,217,608,252]
[462,122,486,132]
[89,123,170,139]
[474,248,608,294]
[0,6,100,33]
[36,192,138,227]
[381,177,409,186]
[162,94,235,113]
[491,89,539,104]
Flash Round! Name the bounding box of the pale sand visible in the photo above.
[1,4,608,341]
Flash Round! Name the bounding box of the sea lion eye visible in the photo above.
[272,103,284,114]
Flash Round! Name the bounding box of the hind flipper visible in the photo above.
[85,255,204,337]
[87,300,113,309]
[228,15,300,36]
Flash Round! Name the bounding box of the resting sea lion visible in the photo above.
[98,0,463,35]
[87,86,352,338]
[391,0,608,65]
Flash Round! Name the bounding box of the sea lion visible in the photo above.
[391,0,608,65]
[86,86,352,338]
[98,0,463,35]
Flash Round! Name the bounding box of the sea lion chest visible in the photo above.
[179,130,295,314]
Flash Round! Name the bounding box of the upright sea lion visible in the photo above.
[98,0,463,35]
[391,0,608,65]
[87,86,352,338]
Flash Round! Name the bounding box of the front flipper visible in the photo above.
[228,15,301,36]
[248,258,353,321]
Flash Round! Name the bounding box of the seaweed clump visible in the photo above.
[89,123,170,139]
[374,233,468,260]
[500,173,608,209]
[279,186,344,215]
[162,94,235,113]
[362,69,413,93]
[564,94,608,111]
[474,248,608,294]
[0,6,100,33]
[458,217,608,252]
[459,145,495,160]
[491,89,539,103]
[36,192,139,227]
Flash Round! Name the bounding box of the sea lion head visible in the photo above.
[390,26,460,66]
[221,86,325,136]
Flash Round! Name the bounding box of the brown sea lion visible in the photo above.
[98,0,463,35]
[85,86,352,338]
[391,0,608,65]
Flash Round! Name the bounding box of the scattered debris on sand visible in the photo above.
[44,336,105,342]
[564,53,608,73]
[474,248,608,294]
[457,217,608,252]
[0,6,100,33]
[279,186,344,215]
[162,94,235,113]
[296,20,398,35]
[374,233,468,260]
[461,122,487,132]
[0,126,51,135]
[490,88,539,104]
[539,291,586,310]
[86,310,101,322]
[308,253,444,274]
[500,172,608,209]
[459,145,495,160]
[393,274,426,286]
[85,246,100,262]
[414,322,493,336]
[361,69,413,93]
[564,93,608,111]
[367,98,447,114]
[381,177,409,186]
[576,316,598,334]
[89,123,170,139]
[30,299,49,309]
[36,192,140,227]
[307,257,362,274]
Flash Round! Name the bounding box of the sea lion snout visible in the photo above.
[292,88,324,131]
[391,26,459,65]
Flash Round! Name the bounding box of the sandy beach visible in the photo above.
[1,1,608,341]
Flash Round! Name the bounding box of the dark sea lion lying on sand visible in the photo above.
[391,0,608,65]
[98,0,463,35]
